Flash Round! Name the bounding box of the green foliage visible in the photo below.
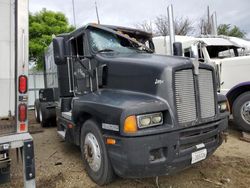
[218,24,245,38]
[29,8,75,70]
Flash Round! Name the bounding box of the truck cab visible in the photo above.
[154,35,250,132]
[37,24,229,185]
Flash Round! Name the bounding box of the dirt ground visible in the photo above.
[1,110,250,188]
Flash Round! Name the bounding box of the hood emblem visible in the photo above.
[192,59,199,75]
[155,79,164,85]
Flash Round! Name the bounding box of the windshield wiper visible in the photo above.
[97,49,115,53]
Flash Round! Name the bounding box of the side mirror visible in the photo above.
[173,42,183,56]
[191,44,199,59]
[53,37,66,65]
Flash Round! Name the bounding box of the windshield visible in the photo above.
[207,45,245,59]
[89,28,147,54]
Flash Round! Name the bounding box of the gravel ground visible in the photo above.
[1,111,250,188]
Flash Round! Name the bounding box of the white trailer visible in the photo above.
[153,35,250,132]
[0,0,35,187]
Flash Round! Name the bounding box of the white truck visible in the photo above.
[153,35,250,131]
[0,0,35,187]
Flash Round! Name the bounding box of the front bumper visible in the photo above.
[105,118,228,178]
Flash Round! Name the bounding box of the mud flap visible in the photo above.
[23,140,36,188]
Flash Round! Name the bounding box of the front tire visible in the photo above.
[80,119,114,185]
[232,92,250,132]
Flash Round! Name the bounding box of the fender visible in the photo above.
[71,89,168,134]
[226,81,250,110]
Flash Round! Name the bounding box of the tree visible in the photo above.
[154,15,193,36]
[218,24,245,38]
[174,17,193,35]
[134,20,153,33]
[154,15,168,36]
[29,9,75,70]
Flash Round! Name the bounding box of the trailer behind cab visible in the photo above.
[0,0,35,187]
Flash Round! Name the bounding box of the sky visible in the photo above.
[29,0,250,39]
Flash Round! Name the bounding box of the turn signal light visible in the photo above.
[19,123,27,132]
[124,115,137,133]
[106,138,116,145]
[19,104,27,122]
[19,75,27,93]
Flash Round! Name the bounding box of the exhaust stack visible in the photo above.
[211,12,218,35]
[167,4,175,55]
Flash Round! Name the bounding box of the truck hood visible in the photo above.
[96,52,192,69]
[95,52,193,96]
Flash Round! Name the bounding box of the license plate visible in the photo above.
[0,153,7,160]
[191,149,207,164]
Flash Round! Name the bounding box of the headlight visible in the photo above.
[218,101,228,112]
[137,112,163,128]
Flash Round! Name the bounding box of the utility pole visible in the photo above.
[95,1,100,24]
[72,0,76,27]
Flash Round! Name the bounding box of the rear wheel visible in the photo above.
[39,103,49,127]
[34,99,40,123]
[80,119,114,185]
[232,92,250,132]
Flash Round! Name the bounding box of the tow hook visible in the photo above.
[220,132,228,143]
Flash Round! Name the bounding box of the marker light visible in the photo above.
[18,103,27,122]
[19,75,28,93]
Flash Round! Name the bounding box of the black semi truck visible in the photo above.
[35,24,229,185]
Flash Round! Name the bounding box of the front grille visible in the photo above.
[175,70,197,124]
[198,69,215,118]
[174,68,215,124]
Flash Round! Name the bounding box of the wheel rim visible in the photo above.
[39,109,43,122]
[84,133,101,172]
[241,101,250,125]
[35,106,37,119]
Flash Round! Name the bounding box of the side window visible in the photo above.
[218,49,236,58]
[184,46,204,59]
[70,35,91,95]
[71,35,84,56]
[184,48,192,57]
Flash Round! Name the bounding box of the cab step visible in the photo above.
[57,130,66,140]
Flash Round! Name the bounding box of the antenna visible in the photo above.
[95,1,100,24]
[72,0,77,27]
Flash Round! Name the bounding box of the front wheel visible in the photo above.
[232,92,250,132]
[80,119,114,185]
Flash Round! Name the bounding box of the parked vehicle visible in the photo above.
[153,35,250,131]
[35,24,228,185]
[0,0,35,187]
